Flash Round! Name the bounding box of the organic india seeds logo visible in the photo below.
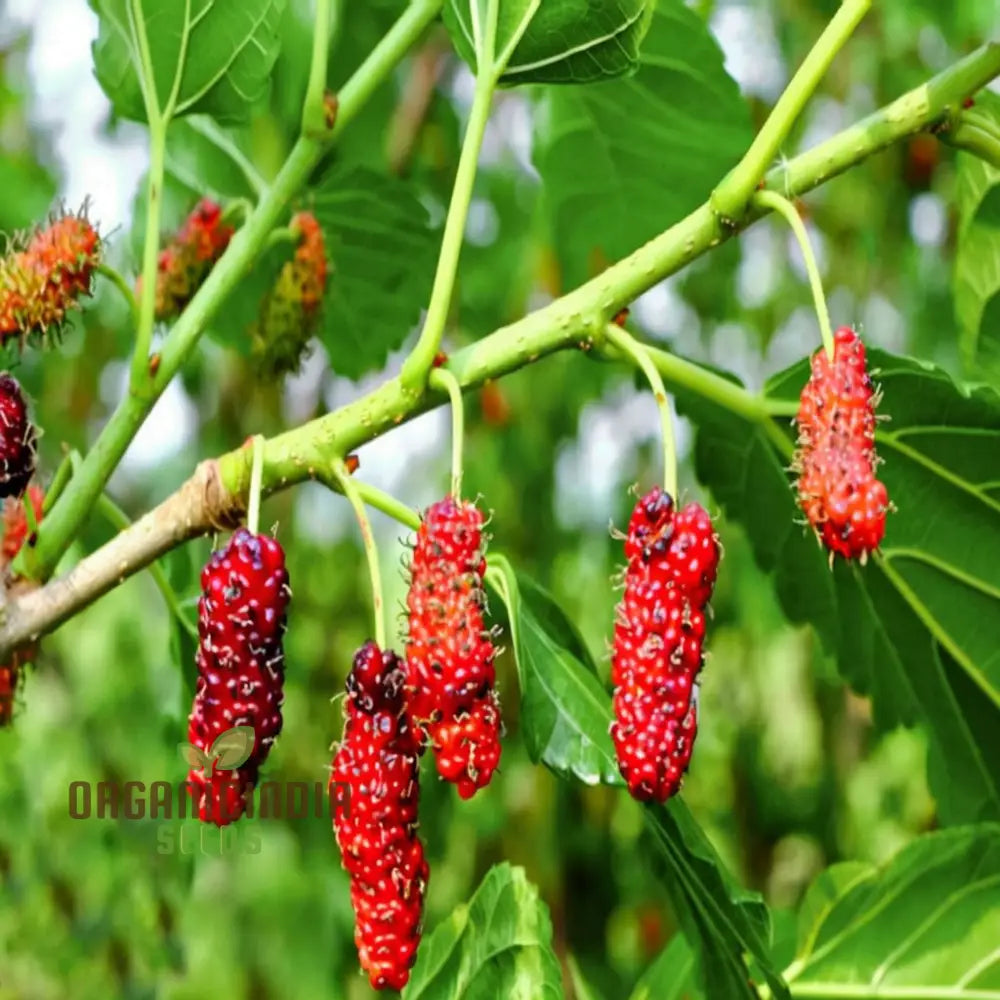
[178,724,255,779]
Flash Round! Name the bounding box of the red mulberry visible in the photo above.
[186,528,290,825]
[252,210,329,377]
[0,375,36,500]
[405,496,502,799]
[611,488,719,802]
[795,326,889,560]
[331,641,427,992]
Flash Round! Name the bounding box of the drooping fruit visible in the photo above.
[405,496,502,799]
[141,198,234,321]
[0,209,101,344]
[611,487,720,802]
[252,210,329,377]
[186,528,290,825]
[794,326,889,560]
[0,375,36,500]
[331,641,427,992]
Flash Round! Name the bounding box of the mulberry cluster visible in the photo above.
[611,488,720,802]
[331,641,427,992]
[187,529,290,825]
[0,210,100,344]
[252,210,329,377]
[0,375,36,500]
[405,496,501,799]
[795,326,889,560]
[145,198,234,320]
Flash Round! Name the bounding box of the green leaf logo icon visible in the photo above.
[177,726,255,777]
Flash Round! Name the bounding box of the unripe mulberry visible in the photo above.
[252,211,329,377]
[405,496,502,799]
[611,488,719,802]
[143,198,234,320]
[0,210,100,344]
[186,528,290,825]
[331,641,427,992]
[0,375,36,500]
[794,327,889,560]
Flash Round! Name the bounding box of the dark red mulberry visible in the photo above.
[0,375,36,500]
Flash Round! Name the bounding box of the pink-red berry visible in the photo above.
[186,528,290,825]
[405,496,502,799]
[331,641,427,992]
[795,327,889,560]
[0,375,36,500]
[611,488,719,802]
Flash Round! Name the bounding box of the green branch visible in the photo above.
[22,0,444,584]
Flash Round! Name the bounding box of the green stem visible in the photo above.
[264,226,299,251]
[131,120,167,387]
[944,121,1000,169]
[302,0,333,137]
[604,326,678,500]
[400,5,500,391]
[329,459,386,649]
[23,0,444,584]
[247,436,265,535]
[428,367,465,498]
[753,189,834,358]
[97,263,140,328]
[711,0,871,221]
[42,453,75,515]
[354,480,421,532]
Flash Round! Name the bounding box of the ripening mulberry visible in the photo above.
[142,198,234,321]
[331,641,427,992]
[186,528,290,825]
[0,210,100,344]
[0,375,36,500]
[611,488,720,802]
[405,496,502,799]
[252,211,329,377]
[795,326,889,560]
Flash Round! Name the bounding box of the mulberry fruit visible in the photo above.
[331,641,427,991]
[252,211,328,377]
[0,210,100,343]
[405,496,502,799]
[142,198,234,321]
[795,326,889,560]
[611,488,719,802]
[186,528,290,825]
[0,375,36,500]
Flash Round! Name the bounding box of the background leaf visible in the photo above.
[444,0,652,85]
[629,933,701,1000]
[677,349,1000,824]
[532,0,751,286]
[788,825,1000,997]
[403,863,563,1000]
[91,0,286,124]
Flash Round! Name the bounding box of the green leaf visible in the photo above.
[487,556,786,1000]
[630,934,701,1000]
[533,0,751,286]
[403,862,563,1000]
[91,0,286,124]
[444,0,652,85]
[567,955,606,1000]
[311,165,439,380]
[516,574,602,677]
[788,825,1000,998]
[164,117,261,200]
[678,349,1000,824]
[954,92,1000,381]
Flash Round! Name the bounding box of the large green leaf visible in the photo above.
[311,165,439,379]
[676,349,1000,824]
[91,0,285,124]
[488,558,786,1000]
[954,92,1000,381]
[630,934,701,1000]
[787,825,1000,998]
[403,863,563,1000]
[533,0,751,286]
[444,0,652,85]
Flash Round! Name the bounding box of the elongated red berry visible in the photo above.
[186,528,290,825]
[252,210,329,377]
[611,488,719,802]
[0,210,100,343]
[0,375,36,500]
[795,327,889,560]
[331,641,427,991]
[405,496,502,799]
[143,198,234,321]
